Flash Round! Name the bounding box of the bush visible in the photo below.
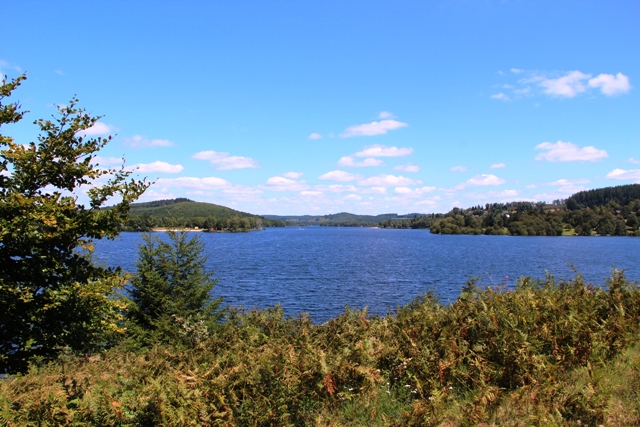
[2,271,640,425]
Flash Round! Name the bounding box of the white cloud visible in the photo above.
[137,188,178,202]
[605,168,640,182]
[91,156,124,167]
[491,93,510,101]
[340,120,408,138]
[337,156,384,167]
[156,176,231,190]
[588,73,631,96]
[490,163,507,169]
[533,184,588,202]
[394,186,436,196]
[318,170,363,182]
[361,187,387,194]
[629,157,640,164]
[527,179,590,201]
[527,178,591,189]
[504,69,631,99]
[134,161,184,174]
[394,187,413,195]
[450,166,468,172]
[222,186,263,196]
[309,132,322,140]
[79,122,115,136]
[262,176,309,192]
[510,68,524,74]
[281,171,303,179]
[467,189,519,200]
[357,174,422,187]
[534,70,591,98]
[535,141,608,162]
[314,184,359,193]
[416,197,440,206]
[192,150,260,170]
[123,135,175,148]
[378,111,395,119]
[464,174,506,187]
[300,190,323,196]
[344,194,362,201]
[394,163,420,172]
[354,144,413,157]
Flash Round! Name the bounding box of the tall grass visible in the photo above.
[2,271,640,426]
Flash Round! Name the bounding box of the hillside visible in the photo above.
[123,184,640,234]
[390,184,640,236]
[264,212,426,226]
[123,199,286,231]
[129,198,255,220]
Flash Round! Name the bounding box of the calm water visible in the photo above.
[93,227,640,323]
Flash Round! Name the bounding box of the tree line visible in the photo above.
[380,189,640,236]
[122,213,287,232]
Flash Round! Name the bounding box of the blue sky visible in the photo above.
[2,0,639,215]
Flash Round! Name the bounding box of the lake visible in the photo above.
[93,227,640,323]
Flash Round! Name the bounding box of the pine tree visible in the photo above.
[0,75,149,373]
[128,231,224,346]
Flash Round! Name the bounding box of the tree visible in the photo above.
[0,75,149,373]
[127,231,224,346]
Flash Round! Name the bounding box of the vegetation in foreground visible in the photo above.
[2,271,640,426]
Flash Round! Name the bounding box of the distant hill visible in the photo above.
[414,184,640,236]
[129,198,254,220]
[567,184,640,209]
[123,199,286,231]
[264,212,426,226]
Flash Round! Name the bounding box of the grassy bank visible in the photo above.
[2,271,640,426]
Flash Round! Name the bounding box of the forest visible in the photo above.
[122,198,287,231]
[381,185,640,237]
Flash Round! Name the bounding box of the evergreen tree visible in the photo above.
[128,231,224,346]
[0,75,149,373]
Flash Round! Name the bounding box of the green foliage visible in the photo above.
[267,212,424,227]
[122,198,285,231]
[568,184,640,209]
[2,271,640,425]
[0,75,149,374]
[379,215,436,229]
[423,192,640,236]
[127,231,224,347]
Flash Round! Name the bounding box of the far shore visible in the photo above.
[151,228,203,232]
